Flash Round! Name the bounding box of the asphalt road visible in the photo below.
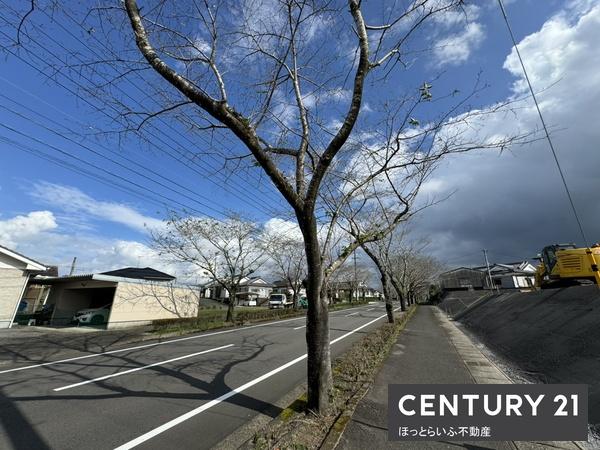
[0,303,394,450]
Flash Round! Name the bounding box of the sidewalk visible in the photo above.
[336,305,584,450]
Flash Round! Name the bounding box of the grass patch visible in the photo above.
[151,301,378,336]
[247,305,417,450]
[280,394,308,422]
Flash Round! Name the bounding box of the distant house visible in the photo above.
[439,267,491,291]
[326,281,382,302]
[440,261,536,291]
[0,245,48,328]
[472,261,536,290]
[237,277,273,304]
[272,279,306,297]
[205,276,273,305]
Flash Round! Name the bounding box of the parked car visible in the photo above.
[73,304,111,325]
[268,293,293,309]
[15,303,54,326]
[298,296,308,309]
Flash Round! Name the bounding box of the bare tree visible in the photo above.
[327,259,372,304]
[392,246,445,306]
[7,0,535,412]
[119,0,517,412]
[151,214,266,322]
[263,233,307,308]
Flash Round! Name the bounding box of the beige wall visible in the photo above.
[0,268,28,328]
[108,282,199,328]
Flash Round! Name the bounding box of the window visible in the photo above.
[459,278,471,288]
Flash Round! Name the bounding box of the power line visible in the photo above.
[0,11,283,217]
[497,0,589,247]
[0,94,228,217]
[2,131,289,250]
[0,134,179,212]
[0,121,216,218]
[11,2,285,208]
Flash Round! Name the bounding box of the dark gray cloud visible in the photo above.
[411,2,600,268]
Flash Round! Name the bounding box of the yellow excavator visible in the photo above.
[535,243,600,288]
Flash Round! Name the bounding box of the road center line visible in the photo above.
[346,312,359,317]
[114,308,400,450]
[293,325,306,330]
[53,344,234,392]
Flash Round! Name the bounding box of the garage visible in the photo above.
[28,267,198,329]
[37,277,118,327]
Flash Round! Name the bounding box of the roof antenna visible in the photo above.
[69,256,77,276]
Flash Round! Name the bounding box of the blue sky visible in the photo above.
[0,0,597,275]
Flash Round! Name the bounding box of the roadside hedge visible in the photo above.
[151,300,375,334]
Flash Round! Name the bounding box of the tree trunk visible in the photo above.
[389,275,407,312]
[380,271,394,324]
[292,287,298,309]
[300,214,332,413]
[360,244,394,322]
[225,288,235,322]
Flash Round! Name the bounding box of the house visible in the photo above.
[439,267,492,291]
[20,265,58,314]
[326,281,383,302]
[472,261,536,289]
[204,276,273,305]
[27,267,199,328]
[0,245,48,328]
[271,279,306,297]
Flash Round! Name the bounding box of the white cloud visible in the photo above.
[433,22,485,66]
[263,217,302,240]
[303,88,352,109]
[0,211,57,247]
[432,4,481,27]
[30,182,164,234]
[0,211,186,278]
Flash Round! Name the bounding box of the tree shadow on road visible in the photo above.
[3,333,285,421]
[0,388,50,450]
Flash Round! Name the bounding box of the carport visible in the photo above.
[36,275,118,326]
[27,267,195,329]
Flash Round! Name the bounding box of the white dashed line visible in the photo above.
[114,310,400,450]
[54,344,234,391]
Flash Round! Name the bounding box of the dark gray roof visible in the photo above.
[100,267,176,281]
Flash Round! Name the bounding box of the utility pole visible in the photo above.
[482,249,495,291]
[353,250,357,303]
[69,257,77,276]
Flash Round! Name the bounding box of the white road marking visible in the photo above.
[0,317,305,375]
[53,344,234,392]
[114,308,401,450]
[293,325,306,330]
[0,304,375,375]
[346,312,359,317]
[366,308,374,311]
